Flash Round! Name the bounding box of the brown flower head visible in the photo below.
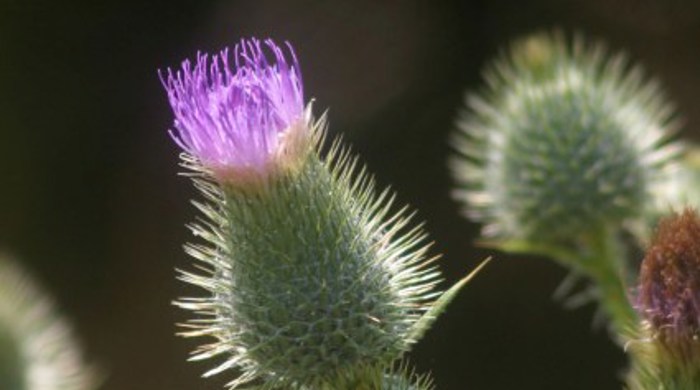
[638,208,700,342]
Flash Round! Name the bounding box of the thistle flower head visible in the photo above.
[638,208,700,346]
[451,32,682,242]
[0,256,96,390]
[162,38,308,186]
[166,39,469,389]
[626,209,700,387]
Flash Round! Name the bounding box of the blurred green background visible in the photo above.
[1,1,699,389]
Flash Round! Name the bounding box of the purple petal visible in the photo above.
[162,38,305,174]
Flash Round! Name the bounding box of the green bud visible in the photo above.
[175,114,466,388]
[451,31,682,243]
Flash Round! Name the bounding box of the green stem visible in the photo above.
[490,227,645,386]
[579,226,659,390]
[580,225,638,342]
[486,229,638,339]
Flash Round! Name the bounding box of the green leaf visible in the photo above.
[409,257,491,342]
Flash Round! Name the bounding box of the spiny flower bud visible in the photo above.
[0,256,96,390]
[450,32,682,242]
[637,208,700,375]
[163,38,468,389]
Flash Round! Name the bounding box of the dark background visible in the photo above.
[1,1,699,389]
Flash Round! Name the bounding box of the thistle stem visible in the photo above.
[581,226,638,342]
[576,227,646,387]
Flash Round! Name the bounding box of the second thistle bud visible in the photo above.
[451,32,681,242]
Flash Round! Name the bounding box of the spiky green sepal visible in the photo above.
[238,361,435,390]
[625,325,700,390]
[0,256,96,390]
[299,361,435,390]
[329,361,435,390]
[176,116,450,388]
[451,31,682,243]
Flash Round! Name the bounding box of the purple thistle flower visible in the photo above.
[637,208,700,360]
[162,38,307,184]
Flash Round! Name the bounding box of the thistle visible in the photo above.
[449,31,687,341]
[163,38,477,389]
[0,256,96,390]
[628,209,700,389]
[451,31,681,242]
